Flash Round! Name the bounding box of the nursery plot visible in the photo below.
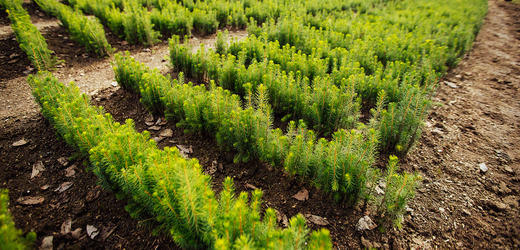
[1,0,520,249]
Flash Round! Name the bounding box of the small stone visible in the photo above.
[479,163,488,173]
[493,201,509,211]
[356,215,376,231]
[444,81,459,88]
[439,207,445,213]
[375,186,385,195]
[41,236,53,250]
[111,81,118,87]
[145,121,155,126]
[504,166,514,174]
[462,209,472,216]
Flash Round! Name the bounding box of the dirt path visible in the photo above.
[1,0,519,249]
[395,1,520,249]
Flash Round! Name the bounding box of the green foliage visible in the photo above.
[34,0,115,57]
[28,70,332,249]
[122,0,160,46]
[0,189,36,250]
[378,156,422,228]
[6,3,61,71]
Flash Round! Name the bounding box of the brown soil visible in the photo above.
[1,0,519,249]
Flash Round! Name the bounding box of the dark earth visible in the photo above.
[1,0,519,249]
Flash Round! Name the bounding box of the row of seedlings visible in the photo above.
[27,71,332,249]
[112,52,421,226]
[34,0,115,57]
[2,0,62,70]
[0,189,36,250]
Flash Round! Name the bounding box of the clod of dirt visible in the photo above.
[292,188,309,201]
[61,219,72,235]
[57,157,69,167]
[30,161,46,179]
[41,236,53,250]
[479,163,488,172]
[55,181,73,193]
[356,215,376,231]
[159,129,173,137]
[306,214,329,226]
[17,196,45,205]
[12,138,27,147]
[87,225,99,240]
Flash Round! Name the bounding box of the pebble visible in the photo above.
[439,207,445,213]
[479,163,488,173]
[356,215,377,231]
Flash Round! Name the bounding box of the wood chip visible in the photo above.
[176,145,192,154]
[64,165,78,177]
[159,129,173,138]
[148,126,161,131]
[31,161,46,179]
[57,157,69,167]
[12,139,27,147]
[145,114,154,122]
[86,185,102,202]
[55,182,74,193]
[86,225,99,240]
[61,219,72,235]
[17,196,44,205]
[145,121,155,126]
[307,214,329,226]
[157,118,168,125]
[71,228,83,239]
[245,183,258,190]
[292,188,309,201]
